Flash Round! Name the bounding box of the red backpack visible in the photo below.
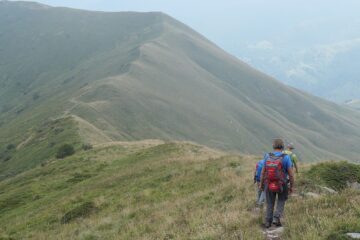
[264,153,286,192]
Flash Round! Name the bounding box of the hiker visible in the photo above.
[283,143,299,173]
[254,158,265,206]
[259,138,295,228]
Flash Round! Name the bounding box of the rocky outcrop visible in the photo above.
[347,182,360,191]
[347,233,360,239]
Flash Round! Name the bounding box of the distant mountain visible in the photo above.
[345,99,360,110]
[1,1,360,177]
[240,38,360,103]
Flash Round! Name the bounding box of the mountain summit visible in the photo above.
[1,1,360,176]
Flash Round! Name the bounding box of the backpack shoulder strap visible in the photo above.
[264,153,272,173]
[280,154,288,173]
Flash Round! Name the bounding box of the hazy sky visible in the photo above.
[13,0,360,57]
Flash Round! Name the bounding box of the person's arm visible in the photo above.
[288,167,295,193]
[253,168,257,184]
[293,161,298,174]
[292,154,299,173]
[259,167,266,190]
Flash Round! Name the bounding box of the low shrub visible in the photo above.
[3,155,12,162]
[306,161,360,190]
[6,144,16,150]
[82,144,93,151]
[61,201,97,224]
[56,144,75,159]
[67,173,94,183]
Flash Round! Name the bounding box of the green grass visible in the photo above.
[0,117,81,179]
[326,221,360,240]
[61,201,98,224]
[0,142,359,239]
[284,187,360,239]
[0,142,264,239]
[281,162,360,239]
[306,161,360,190]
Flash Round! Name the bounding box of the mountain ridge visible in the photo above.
[1,2,360,178]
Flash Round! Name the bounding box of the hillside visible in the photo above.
[2,1,360,178]
[0,141,359,239]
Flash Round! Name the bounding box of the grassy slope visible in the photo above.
[0,1,165,176]
[0,117,81,179]
[0,141,359,240]
[93,19,360,161]
[72,16,360,161]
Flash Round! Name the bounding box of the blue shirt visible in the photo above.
[263,151,293,176]
[255,159,265,182]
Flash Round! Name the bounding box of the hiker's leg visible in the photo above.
[265,187,276,223]
[274,185,289,219]
[274,198,285,220]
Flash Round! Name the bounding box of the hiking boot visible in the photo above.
[264,221,272,228]
[273,217,282,227]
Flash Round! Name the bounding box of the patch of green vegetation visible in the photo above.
[326,221,360,240]
[61,201,98,224]
[326,234,351,240]
[0,236,16,240]
[0,191,33,214]
[82,144,93,151]
[6,144,16,151]
[228,161,241,168]
[306,161,360,190]
[0,117,81,179]
[284,187,360,240]
[56,144,75,159]
[67,172,94,184]
[0,145,15,163]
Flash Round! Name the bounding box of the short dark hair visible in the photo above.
[272,138,284,150]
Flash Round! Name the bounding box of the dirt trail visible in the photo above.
[251,207,284,240]
[263,226,284,240]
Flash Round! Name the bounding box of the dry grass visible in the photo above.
[72,115,113,145]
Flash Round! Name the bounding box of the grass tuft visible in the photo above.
[306,161,360,190]
[67,172,94,184]
[61,201,98,224]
